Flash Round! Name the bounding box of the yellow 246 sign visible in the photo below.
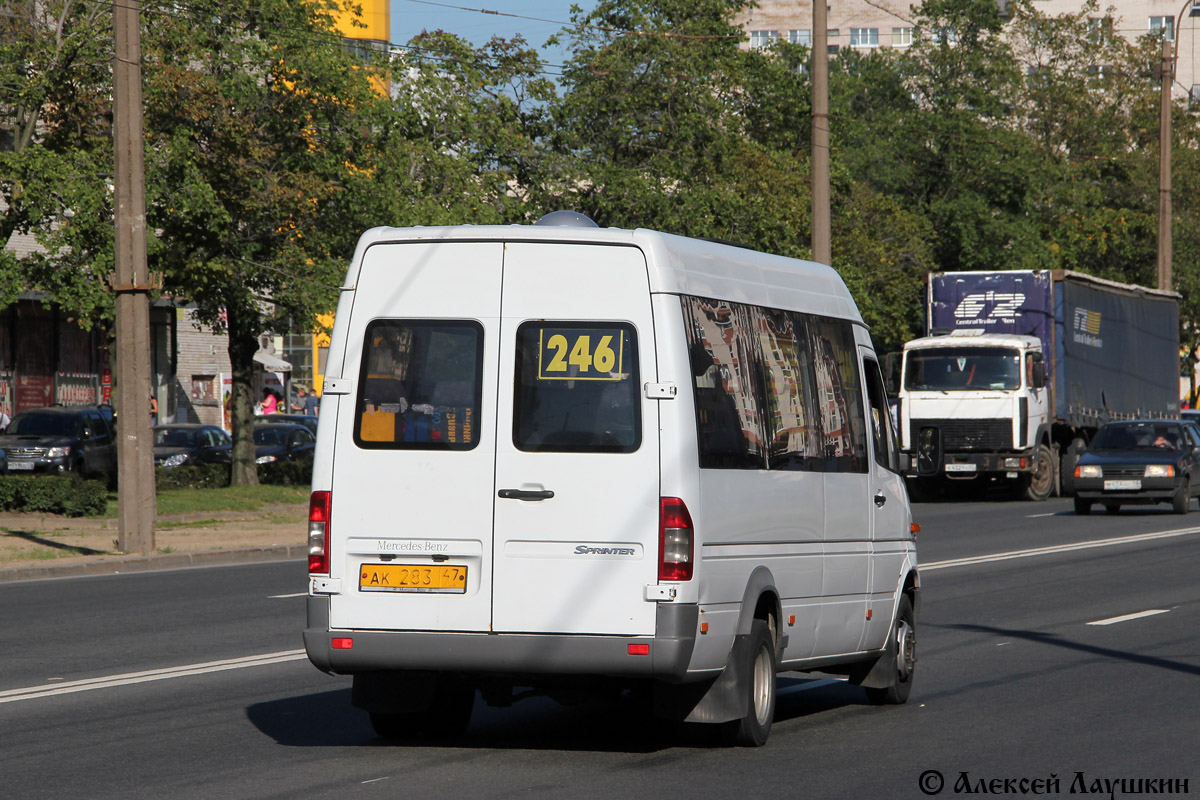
[537,328,626,381]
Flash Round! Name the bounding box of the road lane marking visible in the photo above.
[0,650,307,705]
[270,592,307,599]
[1027,513,1057,518]
[1087,609,1170,626]
[923,526,1200,571]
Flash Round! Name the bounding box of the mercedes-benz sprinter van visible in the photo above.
[303,216,920,746]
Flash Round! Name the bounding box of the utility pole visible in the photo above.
[1158,37,1173,293]
[811,1,831,266]
[113,0,156,553]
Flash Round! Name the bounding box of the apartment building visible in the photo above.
[736,1,1200,99]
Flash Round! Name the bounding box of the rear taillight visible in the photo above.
[659,497,694,581]
[308,490,331,575]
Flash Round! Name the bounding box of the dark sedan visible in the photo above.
[262,412,318,436]
[253,423,315,464]
[153,424,232,468]
[1073,420,1200,515]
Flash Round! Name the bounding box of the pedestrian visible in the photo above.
[150,395,158,426]
[295,386,308,415]
[304,386,320,417]
[261,387,278,415]
[0,407,10,432]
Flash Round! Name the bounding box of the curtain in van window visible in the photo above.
[682,297,768,469]
[756,309,823,470]
[807,317,868,473]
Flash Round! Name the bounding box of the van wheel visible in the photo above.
[1020,444,1055,501]
[723,619,776,747]
[368,677,475,741]
[865,594,915,706]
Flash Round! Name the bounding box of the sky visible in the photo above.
[389,0,596,72]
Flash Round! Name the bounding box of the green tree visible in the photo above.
[0,0,118,322]
[141,0,386,483]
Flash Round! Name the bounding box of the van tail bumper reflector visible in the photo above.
[628,644,650,656]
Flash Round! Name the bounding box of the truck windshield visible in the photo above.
[904,347,1022,391]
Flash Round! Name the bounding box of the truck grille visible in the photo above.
[911,419,1012,451]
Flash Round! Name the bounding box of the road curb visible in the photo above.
[0,544,305,583]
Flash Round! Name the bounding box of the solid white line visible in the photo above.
[923,527,1200,571]
[1027,513,1057,518]
[269,592,308,599]
[0,650,307,705]
[1087,609,1170,626]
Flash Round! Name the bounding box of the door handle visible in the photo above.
[874,491,887,507]
[498,489,555,501]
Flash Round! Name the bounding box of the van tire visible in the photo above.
[368,677,474,741]
[865,594,915,706]
[723,619,776,747]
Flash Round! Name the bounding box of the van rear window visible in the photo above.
[353,320,484,450]
[513,322,640,453]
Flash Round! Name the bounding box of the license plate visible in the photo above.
[945,463,977,473]
[359,564,467,594]
[1104,479,1141,491]
[7,461,34,471]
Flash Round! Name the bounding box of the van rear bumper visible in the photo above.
[304,596,698,681]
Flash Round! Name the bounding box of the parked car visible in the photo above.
[0,406,116,477]
[1073,420,1200,515]
[263,412,318,437]
[153,424,232,468]
[253,423,316,464]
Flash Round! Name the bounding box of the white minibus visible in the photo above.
[304,214,924,746]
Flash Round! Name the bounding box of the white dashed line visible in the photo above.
[1087,609,1170,626]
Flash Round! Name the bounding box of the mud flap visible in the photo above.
[652,633,751,723]
[849,648,896,689]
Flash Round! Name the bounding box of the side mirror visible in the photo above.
[916,425,943,477]
[1031,360,1046,389]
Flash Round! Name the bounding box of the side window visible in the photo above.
[757,308,822,471]
[864,356,900,472]
[807,317,868,473]
[513,322,640,453]
[683,297,768,469]
[353,320,484,450]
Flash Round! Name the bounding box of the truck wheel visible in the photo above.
[1060,438,1087,497]
[723,619,777,747]
[1021,443,1055,501]
[1173,478,1191,515]
[865,594,916,706]
[1073,497,1091,515]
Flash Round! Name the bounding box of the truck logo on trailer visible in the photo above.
[1072,308,1103,348]
[953,292,1025,324]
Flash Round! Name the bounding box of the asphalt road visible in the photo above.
[2,497,1197,799]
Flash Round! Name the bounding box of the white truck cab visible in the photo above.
[303,216,920,746]
[900,330,1051,499]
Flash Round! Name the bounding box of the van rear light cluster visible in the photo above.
[308,491,331,575]
[659,497,694,581]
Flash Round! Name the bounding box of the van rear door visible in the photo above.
[490,242,661,636]
[327,241,502,633]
